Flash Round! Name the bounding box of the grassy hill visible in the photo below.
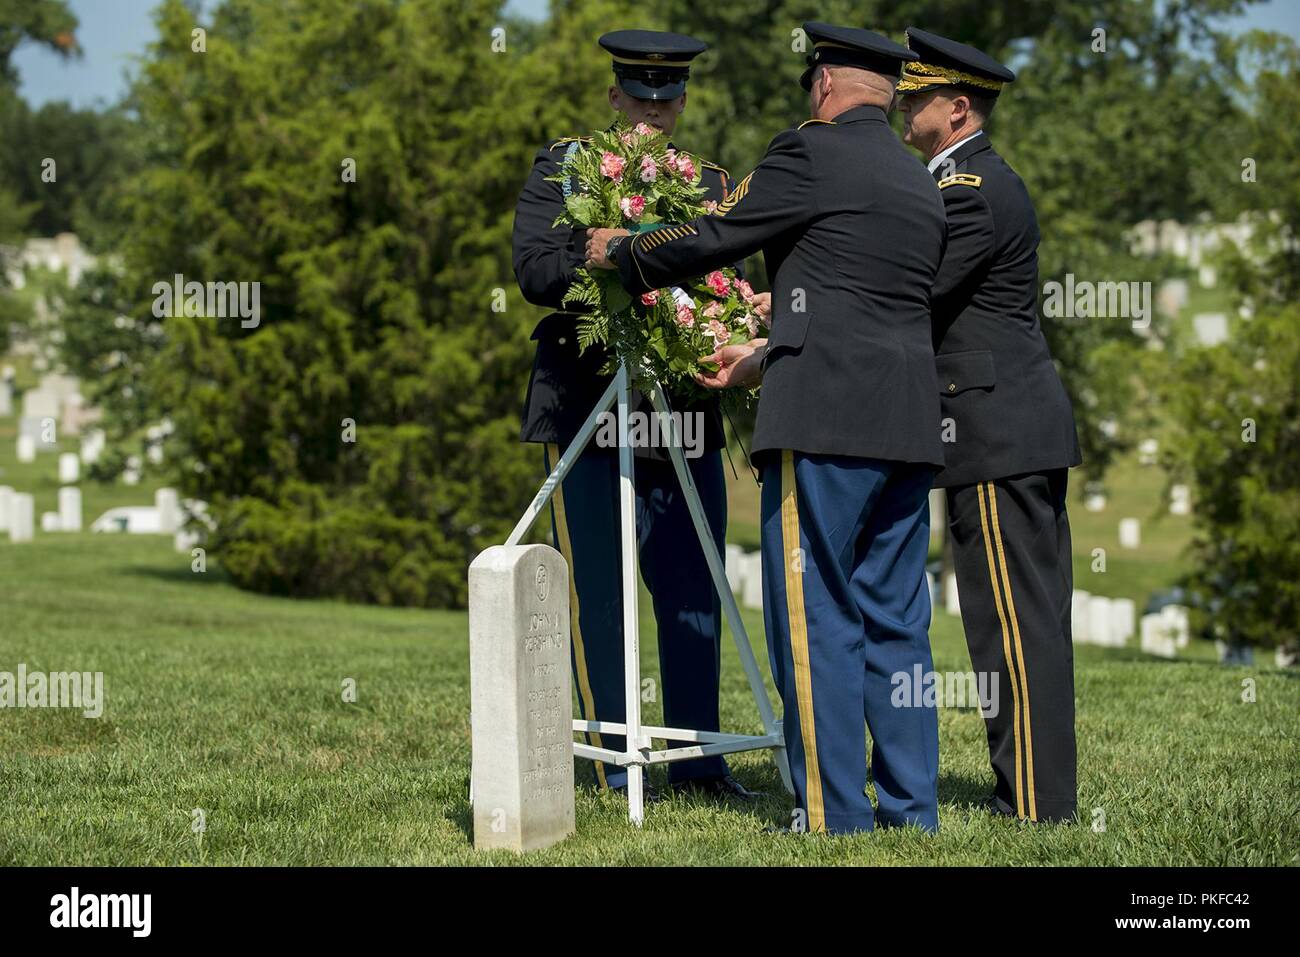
[0,411,1294,865]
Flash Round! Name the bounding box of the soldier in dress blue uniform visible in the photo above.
[588,23,948,833]
[511,30,758,799]
[898,29,1083,823]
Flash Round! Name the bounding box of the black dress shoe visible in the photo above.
[676,774,765,801]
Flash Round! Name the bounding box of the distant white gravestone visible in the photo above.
[469,544,575,853]
[58,487,82,532]
[9,493,34,543]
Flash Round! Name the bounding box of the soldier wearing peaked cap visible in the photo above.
[898,28,1083,824]
[511,30,759,801]
[588,22,949,834]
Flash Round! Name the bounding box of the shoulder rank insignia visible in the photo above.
[713,170,753,217]
[798,118,836,129]
[937,172,983,189]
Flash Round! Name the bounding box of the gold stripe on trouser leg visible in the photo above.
[977,482,1025,818]
[986,482,1038,820]
[781,450,825,831]
[548,444,607,789]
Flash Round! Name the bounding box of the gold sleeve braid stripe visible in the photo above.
[639,224,698,251]
[713,171,753,217]
[937,173,983,189]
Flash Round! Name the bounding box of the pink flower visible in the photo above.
[702,199,719,214]
[641,290,660,306]
[620,131,636,146]
[735,278,755,303]
[600,151,626,182]
[634,122,657,137]
[675,155,697,181]
[675,303,696,328]
[707,319,730,344]
[639,155,658,183]
[702,301,724,319]
[619,195,646,220]
[705,270,731,297]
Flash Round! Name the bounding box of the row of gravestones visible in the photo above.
[1085,488,1191,519]
[1,484,190,543]
[0,481,85,539]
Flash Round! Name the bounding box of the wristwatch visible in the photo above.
[605,234,627,262]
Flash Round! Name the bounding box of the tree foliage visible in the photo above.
[1159,34,1300,649]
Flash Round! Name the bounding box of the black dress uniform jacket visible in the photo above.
[615,104,947,468]
[512,135,733,460]
[931,134,1081,487]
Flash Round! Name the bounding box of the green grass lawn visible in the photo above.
[0,531,1294,866]
[0,405,1294,865]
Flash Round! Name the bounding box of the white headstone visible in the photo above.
[1088,595,1114,646]
[16,435,35,463]
[1085,493,1107,512]
[0,486,11,531]
[1138,438,1158,466]
[123,455,142,486]
[155,488,181,534]
[9,493,33,542]
[1157,278,1189,315]
[1169,484,1191,516]
[21,388,60,419]
[58,487,82,532]
[40,511,61,533]
[741,552,764,610]
[725,544,743,594]
[1140,613,1177,658]
[1192,312,1228,346]
[0,380,11,416]
[58,452,80,484]
[81,429,105,465]
[174,528,202,553]
[1160,604,1190,648]
[944,571,960,616]
[1119,518,1141,549]
[1109,598,1136,645]
[1071,590,1092,643]
[928,488,946,547]
[468,544,575,853]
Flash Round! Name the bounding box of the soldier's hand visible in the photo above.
[584,228,630,269]
[695,340,766,390]
[751,291,772,324]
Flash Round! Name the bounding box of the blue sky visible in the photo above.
[15,0,1300,110]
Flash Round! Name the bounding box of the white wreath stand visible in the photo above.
[503,361,793,825]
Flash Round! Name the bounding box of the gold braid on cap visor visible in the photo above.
[897,61,1005,93]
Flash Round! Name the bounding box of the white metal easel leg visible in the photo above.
[615,366,646,824]
[646,385,794,796]
[493,360,790,824]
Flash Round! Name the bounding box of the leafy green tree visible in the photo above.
[84,0,612,607]
[0,100,143,247]
[0,0,78,88]
[1160,34,1300,651]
